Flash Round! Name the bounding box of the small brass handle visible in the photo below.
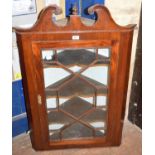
[38,94,42,105]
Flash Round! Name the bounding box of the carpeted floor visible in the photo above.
[12,120,142,155]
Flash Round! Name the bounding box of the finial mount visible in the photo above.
[72,3,78,15]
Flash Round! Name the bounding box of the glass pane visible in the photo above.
[96,95,107,107]
[98,48,110,58]
[62,123,93,140]
[41,48,110,141]
[56,49,96,72]
[60,97,92,117]
[82,66,109,85]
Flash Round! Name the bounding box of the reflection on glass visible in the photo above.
[82,66,109,85]
[41,48,110,141]
[98,48,110,58]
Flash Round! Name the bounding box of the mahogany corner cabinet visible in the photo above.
[14,4,136,150]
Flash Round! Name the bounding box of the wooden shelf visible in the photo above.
[81,109,107,124]
[48,108,106,128]
[60,96,92,117]
[50,122,105,141]
[48,111,74,125]
[48,106,106,140]
[46,75,108,98]
[47,97,93,123]
[43,49,110,68]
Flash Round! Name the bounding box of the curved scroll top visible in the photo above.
[38,4,62,19]
[14,4,136,32]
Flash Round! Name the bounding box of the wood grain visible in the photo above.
[14,4,135,150]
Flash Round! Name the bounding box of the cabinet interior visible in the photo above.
[41,48,110,141]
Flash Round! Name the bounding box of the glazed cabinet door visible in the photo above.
[32,40,119,149]
[15,4,135,150]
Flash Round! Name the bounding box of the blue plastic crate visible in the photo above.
[12,80,26,116]
[12,116,29,137]
[12,79,28,137]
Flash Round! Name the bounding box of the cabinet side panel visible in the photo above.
[16,34,45,149]
[111,31,134,145]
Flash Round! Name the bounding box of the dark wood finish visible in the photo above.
[128,10,142,129]
[14,4,135,150]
